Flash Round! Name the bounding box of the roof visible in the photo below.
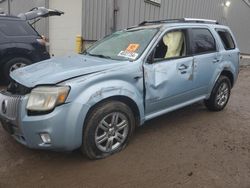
[0,15,22,21]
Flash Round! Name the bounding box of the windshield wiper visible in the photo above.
[88,53,112,59]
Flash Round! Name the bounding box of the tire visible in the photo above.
[3,57,31,83]
[204,75,231,111]
[81,101,135,160]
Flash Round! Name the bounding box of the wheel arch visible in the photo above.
[0,43,37,67]
[0,52,33,65]
[207,67,235,99]
[84,95,141,128]
[68,80,145,148]
[0,53,33,81]
[0,52,33,75]
[220,69,234,87]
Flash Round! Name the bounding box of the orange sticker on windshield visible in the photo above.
[126,44,140,52]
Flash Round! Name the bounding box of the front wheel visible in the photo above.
[81,101,135,159]
[204,76,231,111]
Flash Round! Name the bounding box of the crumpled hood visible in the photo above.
[10,54,125,88]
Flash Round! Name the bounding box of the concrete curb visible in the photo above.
[240,58,250,67]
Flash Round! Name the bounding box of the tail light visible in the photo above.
[36,35,49,46]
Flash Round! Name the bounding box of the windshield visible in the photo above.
[85,28,159,61]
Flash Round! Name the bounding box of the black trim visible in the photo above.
[186,28,193,56]
[27,109,54,116]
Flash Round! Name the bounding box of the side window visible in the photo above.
[153,29,187,61]
[0,20,37,36]
[216,30,235,50]
[191,28,216,55]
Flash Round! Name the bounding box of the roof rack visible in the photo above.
[139,18,219,26]
[184,18,219,24]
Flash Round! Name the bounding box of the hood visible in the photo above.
[10,54,126,88]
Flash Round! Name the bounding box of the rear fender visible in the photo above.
[207,60,236,98]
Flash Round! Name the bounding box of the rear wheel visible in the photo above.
[3,57,31,83]
[81,101,135,159]
[204,75,231,111]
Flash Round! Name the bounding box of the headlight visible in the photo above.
[26,86,70,111]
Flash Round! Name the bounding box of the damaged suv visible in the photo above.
[0,18,240,159]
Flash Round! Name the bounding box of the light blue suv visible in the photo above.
[0,18,240,159]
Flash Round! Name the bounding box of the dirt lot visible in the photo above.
[0,66,250,188]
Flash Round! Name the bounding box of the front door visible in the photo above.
[144,29,195,116]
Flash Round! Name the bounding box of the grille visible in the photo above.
[0,92,23,121]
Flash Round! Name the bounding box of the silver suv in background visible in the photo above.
[0,18,240,159]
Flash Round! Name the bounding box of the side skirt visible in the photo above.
[145,95,207,121]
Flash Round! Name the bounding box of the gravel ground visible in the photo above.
[0,66,250,188]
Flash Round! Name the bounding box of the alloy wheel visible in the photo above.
[216,82,229,107]
[95,112,129,153]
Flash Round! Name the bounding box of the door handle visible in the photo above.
[213,58,220,63]
[134,76,142,80]
[178,64,188,71]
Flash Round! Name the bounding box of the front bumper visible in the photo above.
[0,91,86,151]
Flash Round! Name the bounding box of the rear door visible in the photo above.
[190,28,220,96]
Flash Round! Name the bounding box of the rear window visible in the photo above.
[216,30,235,50]
[191,28,217,55]
[0,20,38,36]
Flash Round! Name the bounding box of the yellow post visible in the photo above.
[76,35,83,53]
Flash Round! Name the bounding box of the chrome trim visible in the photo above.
[0,91,23,121]
[184,18,218,24]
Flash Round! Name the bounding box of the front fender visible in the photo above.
[64,80,145,149]
[75,80,144,120]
